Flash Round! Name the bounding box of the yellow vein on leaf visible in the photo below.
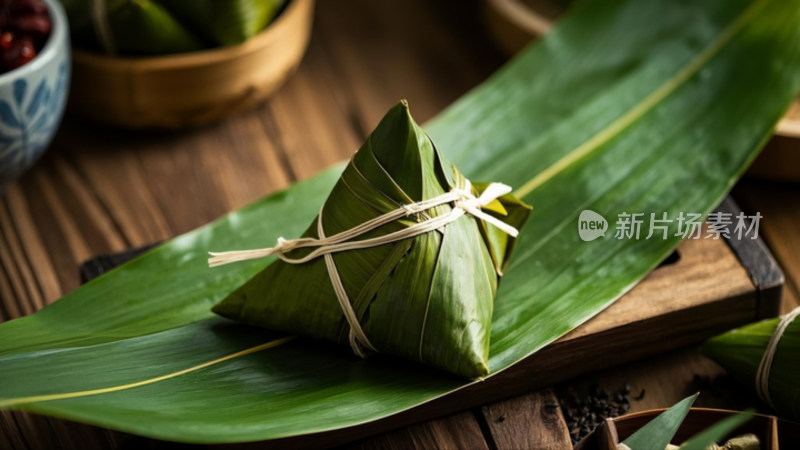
[513,0,770,199]
[0,336,295,408]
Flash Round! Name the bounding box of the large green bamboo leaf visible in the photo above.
[2,0,800,443]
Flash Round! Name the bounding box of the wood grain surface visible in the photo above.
[0,0,796,448]
[481,391,571,449]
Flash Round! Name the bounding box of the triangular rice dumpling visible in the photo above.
[702,309,800,419]
[212,101,531,378]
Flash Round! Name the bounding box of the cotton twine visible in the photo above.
[208,180,519,357]
[755,306,800,407]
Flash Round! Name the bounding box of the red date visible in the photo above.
[0,0,51,73]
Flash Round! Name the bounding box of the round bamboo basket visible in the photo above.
[484,0,800,181]
[69,0,314,129]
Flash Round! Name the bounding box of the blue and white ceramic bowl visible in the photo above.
[0,0,70,187]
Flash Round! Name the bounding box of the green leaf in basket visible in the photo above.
[622,394,697,450]
[159,0,287,46]
[679,410,755,450]
[1,0,800,444]
[61,0,205,54]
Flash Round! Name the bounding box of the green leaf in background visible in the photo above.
[680,410,754,450]
[1,0,800,443]
[62,0,204,54]
[622,394,697,450]
[159,0,287,46]
[702,314,800,419]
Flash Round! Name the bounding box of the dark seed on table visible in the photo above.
[556,383,633,446]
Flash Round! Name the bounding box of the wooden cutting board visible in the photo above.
[66,196,781,449]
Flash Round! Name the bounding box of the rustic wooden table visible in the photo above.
[1,1,798,448]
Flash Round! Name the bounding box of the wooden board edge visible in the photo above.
[718,196,784,319]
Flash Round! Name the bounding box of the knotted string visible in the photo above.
[208,180,519,357]
[756,306,800,407]
[317,211,376,357]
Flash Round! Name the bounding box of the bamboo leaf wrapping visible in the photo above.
[212,102,531,378]
[0,0,799,443]
[702,314,800,419]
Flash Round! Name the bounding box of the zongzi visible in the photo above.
[209,101,531,378]
[702,307,800,419]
